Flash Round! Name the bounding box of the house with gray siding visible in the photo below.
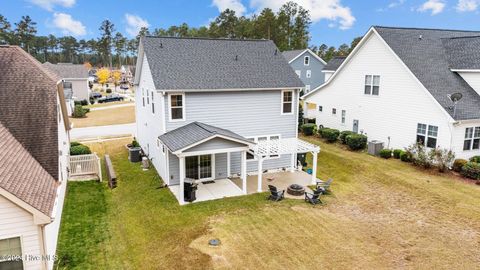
[282,49,327,93]
[134,36,320,204]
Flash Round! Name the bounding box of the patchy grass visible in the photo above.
[69,106,135,128]
[56,137,480,269]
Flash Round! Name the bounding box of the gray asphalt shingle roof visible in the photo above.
[43,62,88,79]
[142,36,304,90]
[322,56,346,71]
[282,49,305,62]
[374,26,480,120]
[442,36,480,70]
[158,122,252,152]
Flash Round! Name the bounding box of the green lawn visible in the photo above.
[56,137,480,269]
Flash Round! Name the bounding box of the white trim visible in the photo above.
[227,152,231,177]
[246,134,282,161]
[179,146,250,157]
[167,92,186,122]
[156,87,301,93]
[281,89,294,115]
[450,69,480,73]
[321,70,336,73]
[301,27,455,123]
[288,49,327,65]
[0,187,51,224]
[172,134,255,154]
[306,70,311,78]
[165,149,170,185]
[184,154,215,181]
[0,235,26,269]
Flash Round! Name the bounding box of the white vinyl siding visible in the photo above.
[0,195,42,270]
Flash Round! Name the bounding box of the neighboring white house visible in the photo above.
[43,62,90,102]
[303,26,480,160]
[134,36,319,205]
[0,46,70,270]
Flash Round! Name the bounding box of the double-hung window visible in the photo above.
[282,90,293,114]
[0,237,23,270]
[318,106,323,112]
[305,85,311,92]
[464,127,480,151]
[169,93,184,121]
[146,90,150,105]
[416,123,438,148]
[364,75,380,95]
[306,70,311,78]
[332,108,336,115]
[304,56,310,66]
[151,91,155,114]
[341,110,346,124]
[142,88,145,107]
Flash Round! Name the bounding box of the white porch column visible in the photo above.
[311,151,318,185]
[257,157,263,192]
[290,153,296,172]
[179,156,185,204]
[227,152,231,178]
[241,151,247,194]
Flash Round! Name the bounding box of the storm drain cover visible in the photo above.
[209,239,221,246]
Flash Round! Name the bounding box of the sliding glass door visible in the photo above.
[185,155,212,180]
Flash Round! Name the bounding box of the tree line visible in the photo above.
[0,1,361,67]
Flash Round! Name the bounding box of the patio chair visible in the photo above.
[304,191,322,205]
[267,185,285,201]
[316,178,333,193]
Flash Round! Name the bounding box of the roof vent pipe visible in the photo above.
[419,35,423,40]
[235,55,238,61]
[160,43,163,48]
[274,49,278,55]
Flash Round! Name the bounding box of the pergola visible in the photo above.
[251,138,321,192]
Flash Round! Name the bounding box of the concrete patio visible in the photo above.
[169,179,244,204]
[231,170,314,199]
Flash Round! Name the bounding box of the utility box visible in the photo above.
[368,140,384,156]
[128,147,142,162]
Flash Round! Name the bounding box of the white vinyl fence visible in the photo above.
[68,153,102,181]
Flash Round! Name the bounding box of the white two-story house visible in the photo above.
[0,46,70,270]
[303,26,480,159]
[135,36,320,204]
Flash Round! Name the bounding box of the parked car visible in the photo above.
[90,92,102,99]
[97,94,124,103]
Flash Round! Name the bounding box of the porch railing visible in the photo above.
[68,153,102,181]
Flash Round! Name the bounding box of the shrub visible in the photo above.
[72,105,86,118]
[339,131,355,144]
[319,128,340,143]
[89,97,95,105]
[301,123,317,136]
[405,143,433,169]
[400,151,412,162]
[106,88,112,94]
[74,100,88,106]
[430,147,455,173]
[131,138,140,148]
[460,162,480,180]
[345,134,367,151]
[469,156,480,163]
[83,107,90,114]
[452,159,468,173]
[70,144,91,156]
[70,141,81,147]
[393,149,402,159]
[379,149,392,159]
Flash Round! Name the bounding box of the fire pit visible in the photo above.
[287,184,305,196]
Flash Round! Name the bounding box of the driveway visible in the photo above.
[71,123,136,140]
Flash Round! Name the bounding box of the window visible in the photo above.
[416,123,438,148]
[146,90,150,105]
[318,106,323,112]
[332,108,336,115]
[304,56,310,66]
[463,127,480,151]
[364,75,380,95]
[341,110,346,124]
[305,85,310,92]
[0,237,23,270]
[306,70,311,78]
[142,88,145,107]
[63,81,72,89]
[295,70,301,77]
[151,91,155,114]
[169,93,184,121]
[281,90,293,114]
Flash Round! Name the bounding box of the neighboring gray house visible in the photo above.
[283,49,327,93]
[322,56,346,82]
[43,62,90,101]
[134,36,319,204]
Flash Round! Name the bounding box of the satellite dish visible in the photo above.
[448,93,463,103]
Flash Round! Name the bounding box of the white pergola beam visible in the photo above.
[241,151,247,194]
